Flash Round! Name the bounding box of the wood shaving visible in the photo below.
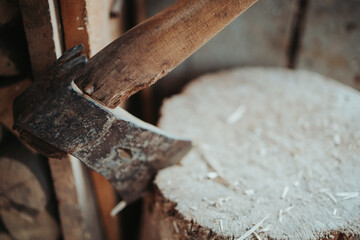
[284,205,294,213]
[333,134,341,145]
[260,224,271,233]
[253,231,262,240]
[281,186,289,199]
[207,172,218,179]
[319,189,338,203]
[219,220,224,231]
[278,209,283,223]
[227,105,246,124]
[333,209,337,215]
[173,221,179,234]
[110,200,127,216]
[236,215,270,240]
[336,192,359,200]
[244,189,255,196]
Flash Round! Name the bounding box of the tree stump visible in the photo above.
[141,68,360,240]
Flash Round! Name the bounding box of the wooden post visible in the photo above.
[296,0,360,90]
[142,68,360,240]
[59,0,125,238]
[18,0,105,239]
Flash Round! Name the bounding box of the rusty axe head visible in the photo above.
[13,44,192,203]
[13,0,258,202]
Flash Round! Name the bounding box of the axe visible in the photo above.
[13,0,257,203]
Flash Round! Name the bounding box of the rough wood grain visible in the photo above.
[296,0,360,90]
[75,0,257,108]
[0,207,58,240]
[19,0,63,78]
[0,158,47,211]
[142,68,360,239]
[48,158,85,240]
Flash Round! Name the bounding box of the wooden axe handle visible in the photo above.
[75,0,257,108]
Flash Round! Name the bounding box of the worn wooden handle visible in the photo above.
[75,0,257,108]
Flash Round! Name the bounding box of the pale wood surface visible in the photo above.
[142,68,360,239]
[296,0,360,90]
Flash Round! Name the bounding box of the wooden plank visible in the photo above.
[19,0,63,77]
[296,0,360,90]
[144,0,298,101]
[59,0,124,238]
[18,1,105,239]
[48,158,84,240]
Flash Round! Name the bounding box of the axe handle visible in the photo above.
[75,0,257,108]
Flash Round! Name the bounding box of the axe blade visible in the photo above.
[13,46,192,202]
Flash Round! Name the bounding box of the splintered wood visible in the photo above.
[141,68,360,240]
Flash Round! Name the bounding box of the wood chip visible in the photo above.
[236,215,270,240]
[227,105,246,124]
[110,200,127,216]
[336,192,359,200]
[253,231,262,240]
[207,172,218,179]
[244,189,255,196]
[281,186,289,199]
[173,221,179,234]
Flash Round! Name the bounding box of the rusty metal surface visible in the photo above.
[13,45,192,202]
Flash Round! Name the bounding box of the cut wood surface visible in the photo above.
[142,68,360,239]
[297,0,360,90]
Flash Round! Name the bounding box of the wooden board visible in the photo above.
[19,0,63,78]
[142,68,360,239]
[18,1,105,239]
[296,0,360,90]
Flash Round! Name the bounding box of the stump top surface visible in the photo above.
[157,68,360,239]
